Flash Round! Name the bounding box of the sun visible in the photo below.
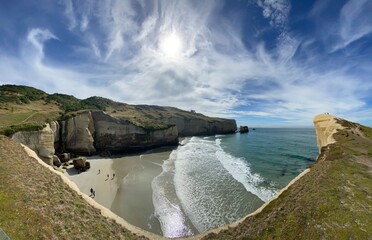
[160,33,182,57]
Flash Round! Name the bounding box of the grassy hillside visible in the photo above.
[204,120,372,239]
[0,84,230,134]
[0,136,145,240]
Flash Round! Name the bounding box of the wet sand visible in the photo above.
[65,147,175,236]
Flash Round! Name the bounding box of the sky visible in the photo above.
[1,0,372,127]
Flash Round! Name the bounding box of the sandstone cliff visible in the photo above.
[166,116,236,136]
[313,114,344,152]
[1,85,237,160]
[11,123,56,164]
[91,111,178,153]
[60,111,96,155]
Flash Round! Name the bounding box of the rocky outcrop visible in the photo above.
[72,157,90,172]
[60,111,96,155]
[239,126,249,133]
[313,114,344,152]
[91,111,178,152]
[166,116,236,136]
[11,123,55,165]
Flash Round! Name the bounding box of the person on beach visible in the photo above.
[98,169,100,174]
[107,173,109,179]
[112,173,115,179]
[90,188,93,197]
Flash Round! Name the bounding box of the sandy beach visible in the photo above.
[65,147,175,235]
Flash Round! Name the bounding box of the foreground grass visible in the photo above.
[205,122,372,240]
[0,136,144,240]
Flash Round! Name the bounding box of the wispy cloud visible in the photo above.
[335,0,372,51]
[1,0,372,126]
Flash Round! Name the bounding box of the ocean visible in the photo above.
[151,128,318,238]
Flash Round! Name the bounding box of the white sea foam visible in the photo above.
[173,137,267,233]
[215,138,276,201]
[151,151,194,238]
[152,136,278,236]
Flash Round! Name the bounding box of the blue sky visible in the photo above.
[1,0,372,127]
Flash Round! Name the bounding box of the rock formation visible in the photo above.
[239,126,249,133]
[11,123,55,165]
[10,110,236,161]
[72,157,90,172]
[60,111,96,155]
[313,114,344,152]
[91,111,178,153]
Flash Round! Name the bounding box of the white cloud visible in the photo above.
[257,0,291,29]
[2,1,372,126]
[333,0,372,51]
[62,0,77,30]
[26,28,58,60]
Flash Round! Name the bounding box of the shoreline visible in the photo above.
[20,143,167,240]
[22,140,316,240]
[64,148,176,236]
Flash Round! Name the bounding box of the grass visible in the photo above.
[0,101,61,135]
[0,136,145,240]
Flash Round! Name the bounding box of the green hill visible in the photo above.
[0,84,230,135]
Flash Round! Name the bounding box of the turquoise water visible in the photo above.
[152,128,318,237]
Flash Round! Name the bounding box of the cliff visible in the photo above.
[11,123,56,165]
[313,114,344,151]
[166,116,236,136]
[1,84,236,160]
[203,115,372,239]
[56,110,179,155]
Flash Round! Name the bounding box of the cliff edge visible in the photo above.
[313,114,344,151]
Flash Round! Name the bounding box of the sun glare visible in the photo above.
[160,33,182,57]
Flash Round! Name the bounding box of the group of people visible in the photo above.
[89,170,116,198]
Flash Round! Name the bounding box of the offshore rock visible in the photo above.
[240,126,249,133]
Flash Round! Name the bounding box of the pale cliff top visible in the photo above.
[313,113,337,123]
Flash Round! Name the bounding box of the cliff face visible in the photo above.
[166,117,236,136]
[313,114,344,152]
[60,111,96,155]
[91,111,178,152]
[11,123,56,164]
[10,109,237,158]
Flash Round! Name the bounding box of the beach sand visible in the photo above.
[65,147,175,236]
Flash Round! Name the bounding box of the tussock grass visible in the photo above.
[0,137,145,240]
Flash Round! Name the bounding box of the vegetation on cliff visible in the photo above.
[0,84,232,134]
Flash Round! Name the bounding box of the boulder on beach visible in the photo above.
[52,155,62,167]
[72,157,90,172]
